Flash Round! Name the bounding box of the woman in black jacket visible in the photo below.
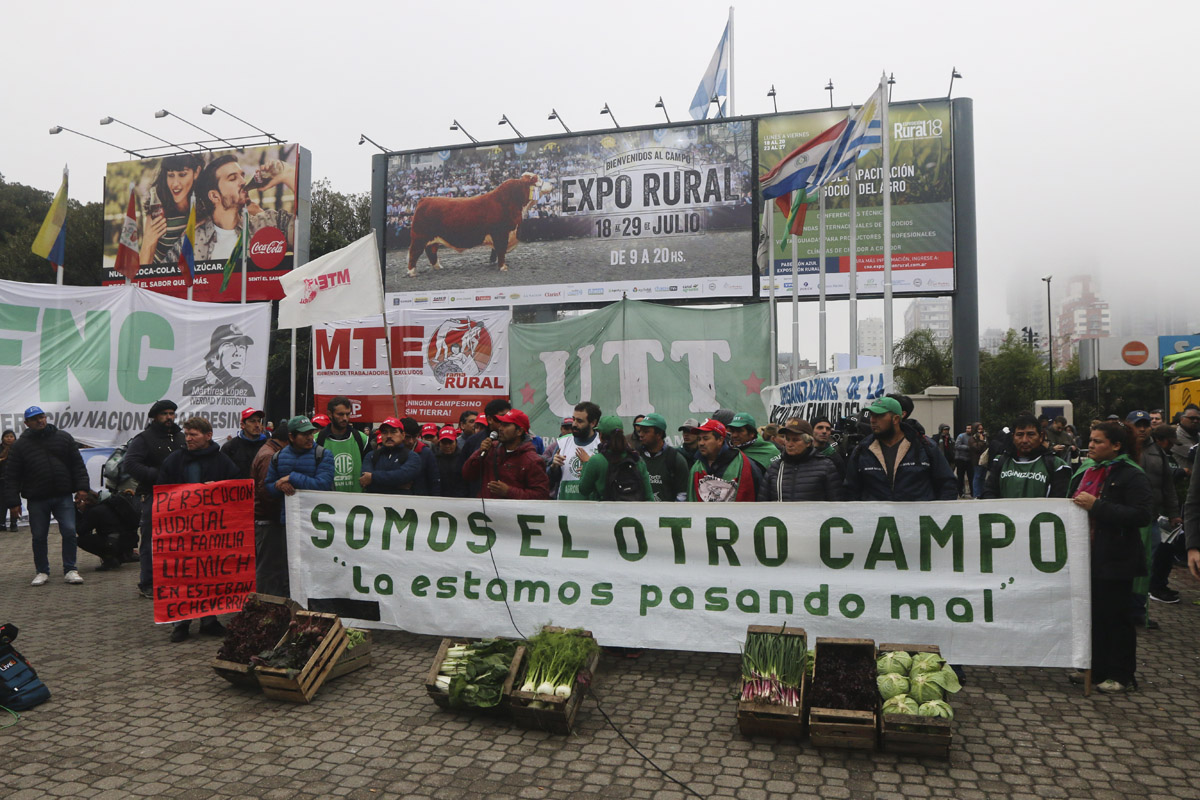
[1068,420,1153,693]
[759,420,840,502]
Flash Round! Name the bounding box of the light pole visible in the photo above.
[766,85,777,113]
[1042,275,1054,396]
[449,120,477,143]
[201,104,284,144]
[358,134,389,152]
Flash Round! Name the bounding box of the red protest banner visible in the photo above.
[151,479,256,624]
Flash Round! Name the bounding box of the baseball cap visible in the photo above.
[1125,410,1151,425]
[493,409,530,432]
[865,397,904,416]
[729,412,757,429]
[635,412,667,432]
[695,418,727,437]
[438,425,458,441]
[678,418,700,431]
[379,417,404,430]
[476,414,488,427]
[23,405,45,420]
[712,409,735,425]
[782,419,813,436]
[561,416,574,427]
[287,415,317,434]
[311,414,330,428]
[596,415,623,435]
[421,423,439,437]
[241,407,264,421]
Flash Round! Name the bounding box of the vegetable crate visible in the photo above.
[736,625,808,739]
[211,593,301,688]
[424,637,524,715]
[255,611,348,703]
[509,627,599,735]
[808,637,878,751]
[877,643,951,759]
[328,630,373,681]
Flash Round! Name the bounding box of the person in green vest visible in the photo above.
[982,413,1071,499]
[315,395,370,493]
[577,416,654,501]
[727,412,780,472]
[633,413,690,502]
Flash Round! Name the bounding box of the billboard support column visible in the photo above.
[790,231,799,382]
[767,210,777,385]
[818,190,827,373]
[849,145,858,370]
[950,98,980,425]
[880,72,894,366]
[380,312,400,417]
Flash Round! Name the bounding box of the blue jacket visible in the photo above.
[265,444,335,521]
[410,440,441,496]
[362,444,423,494]
[843,422,958,502]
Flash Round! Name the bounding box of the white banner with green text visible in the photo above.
[286,493,1091,667]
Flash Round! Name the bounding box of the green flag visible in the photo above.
[219,226,244,293]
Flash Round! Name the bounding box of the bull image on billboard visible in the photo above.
[102,143,308,302]
[380,121,754,307]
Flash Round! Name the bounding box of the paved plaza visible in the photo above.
[2,525,1199,800]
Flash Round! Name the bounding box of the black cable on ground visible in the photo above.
[588,688,706,798]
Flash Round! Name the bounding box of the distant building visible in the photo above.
[857,317,884,360]
[904,298,953,344]
[1054,275,1109,367]
[980,327,1006,356]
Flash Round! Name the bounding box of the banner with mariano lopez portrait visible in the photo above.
[313,309,509,424]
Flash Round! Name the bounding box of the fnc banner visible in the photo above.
[0,281,270,446]
[758,100,955,297]
[380,120,754,308]
[763,366,893,426]
[102,143,309,302]
[314,309,510,423]
[509,299,769,436]
[287,493,1091,668]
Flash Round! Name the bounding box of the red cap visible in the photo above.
[379,417,404,430]
[438,425,458,441]
[311,414,330,428]
[241,407,264,421]
[420,423,439,437]
[695,418,727,437]
[476,414,488,427]
[493,409,530,432]
[562,417,574,425]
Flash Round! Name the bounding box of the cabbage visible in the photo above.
[876,651,912,675]
[882,694,918,715]
[917,700,954,719]
[907,672,945,703]
[877,673,910,700]
[909,652,947,676]
[935,665,962,694]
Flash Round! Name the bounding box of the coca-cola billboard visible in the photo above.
[101,143,311,302]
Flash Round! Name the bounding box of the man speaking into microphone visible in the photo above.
[462,410,550,500]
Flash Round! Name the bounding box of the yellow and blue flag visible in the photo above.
[177,197,196,287]
[32,167,68,271]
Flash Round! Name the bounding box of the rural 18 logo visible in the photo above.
[426,318,496,385]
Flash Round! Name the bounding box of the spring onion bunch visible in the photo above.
[740,632,806,706]
[519,627,599,700]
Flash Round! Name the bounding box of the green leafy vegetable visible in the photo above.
[520,627,599,700]
[876,650,912,675]
[436,638,520,709]
[877,672,910,700]
[909,652,947,676]
[740,631,806,706]
[882,694,919,715]
[918,700,954,719]
[907,671,945,703]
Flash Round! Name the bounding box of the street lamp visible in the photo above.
[155,109,236,149]
[654,97,671,124]
[825,79,835,108]
[600,103,621,128]
[358,134,389,152]
[498,114,523,138]
[1042,275,1054,396]
[887,73,896,102]
[948,67,963,98]
[50,125,145,157]
[201,104,283,144]
[766,85,777,113]
[449,120,478,143]
[548,109,571,133]
[100,115,188,153]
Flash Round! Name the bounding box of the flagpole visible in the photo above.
[790,217,799,382]
[767,207,777,386]
[818,188,827,373]
[240,211,248,305]
[370,230,401,418]
[291,329,298,415]
[848,105,858,371]
[56,165,67,287]
[880,71,894,367]
[727,6,735,117]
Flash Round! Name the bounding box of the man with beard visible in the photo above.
[182,325,255,398]
[463,410,550,499]
[982,413,1071,499]
[435,426,467,498]
[315,396,370,493]
[843,397,958,502]
[193,154,296,262]
[124,400,186,598]
[550,402,601,500]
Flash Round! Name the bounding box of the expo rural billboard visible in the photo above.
[757,99,956,298]
[102,143,310,302]
[377,120,754,308]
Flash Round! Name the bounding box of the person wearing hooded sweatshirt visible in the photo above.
[124,399,187,598]
[220,407,268,479]
[462,409,550,500]
[687,418,758,502]
[727,412,781,473]
[842,397,958,502]
[759,420,841,502]
[576,416,654,501]
[1067,420,1153,694]
[982,413,1071,499]
[250,420,290,597]
[158,416,240,642]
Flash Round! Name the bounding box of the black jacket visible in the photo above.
[759,450,841,502]
[981,445,1071,499]
[1068,458,1153,580]
[159,442,240,485]
[436,449,468,498]
[1140,442,1180,519]
[1185,453,1200,553]
[220,433,268,480]
[2,424,88,505]
[842,421,958,502]
[124,420,186,496]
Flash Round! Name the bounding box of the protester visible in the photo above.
[315,396,371,493]
[727,412,780,473]
[266,417,336,525]
[124,399,186,599]
[953,424,973,497]
[575,416,653,501]
[1068,420,1153,693]
[435,426,467,498]
[1143,424,1183,604]
[462,409,550,499]
[250,420,290,597]
[3,407,89,586]
[220,408,268,479]
[400,418,441,495]
[843,397,958,502]
[687,419,758,502]
[678,418,701,465]
[1186,451,1200,582]
[311,414,330,429]
[159,417,240,642]
[934,423,954,467]
[0,429,18,530]
[420,423,439,445]
[810,416,846,476]
[759,420,840,502]
[1045,416,1076,462]
[970,422,990,498]
[360,418,423,495]
[634,413,690,502]
[458,410,478,439]
[1149,409,1164,427]
[1173,404,1199,470]
[541,417,575,470]
[550,402,601,500]
[456,399,512,498]
[982,413,1071,498]
[75,490,139,571]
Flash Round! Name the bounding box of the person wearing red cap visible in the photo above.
[398,418,441,495]
[686,418,758,502]
[220,408,268,480]
[310,414,331,429]
[463,409,550,499]
[434,425,467,498]
[360,419,423,495]
[455,398,512,498]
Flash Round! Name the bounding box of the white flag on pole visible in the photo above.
[277,232,384,329]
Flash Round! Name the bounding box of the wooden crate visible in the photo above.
[509,627,599,735]
[327,630,374,681]
[424,637,524,715]
[808,637,877,751]
[736,625,807,739]
[255,612,348,703]
[211,594,302,687]
[877,643,952,758]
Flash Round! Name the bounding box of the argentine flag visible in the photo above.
[689,20,730,120]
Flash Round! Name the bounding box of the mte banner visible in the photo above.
[762,366,893,426]
[313,308,510,423]
[509,299,769,435]
[286,493,1091,668]
[0,281,270,446]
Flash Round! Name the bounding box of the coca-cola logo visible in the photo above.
[249,226,287,269]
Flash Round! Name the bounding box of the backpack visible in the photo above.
[604,456,646,502]
[0,624,50,712]
[101,437,138,496]
[271,445,327,474]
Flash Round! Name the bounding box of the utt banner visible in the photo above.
[152,480,255,623]
[286,493,1091,668]
[763,366,893,426]
[314,309,510,423]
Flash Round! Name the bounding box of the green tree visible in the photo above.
[978,330,1049,432]
[0,174,104,285]
[892,328,954,394]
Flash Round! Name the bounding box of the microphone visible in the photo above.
[489,431,499,441]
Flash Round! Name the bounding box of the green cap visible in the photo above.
[865,397,903,416]
[729,412,757,429]
[287,415,318,434]
[596,415,624,435]
[634,412,667,432]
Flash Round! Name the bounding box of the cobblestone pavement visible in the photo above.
[2,526,1199,800]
